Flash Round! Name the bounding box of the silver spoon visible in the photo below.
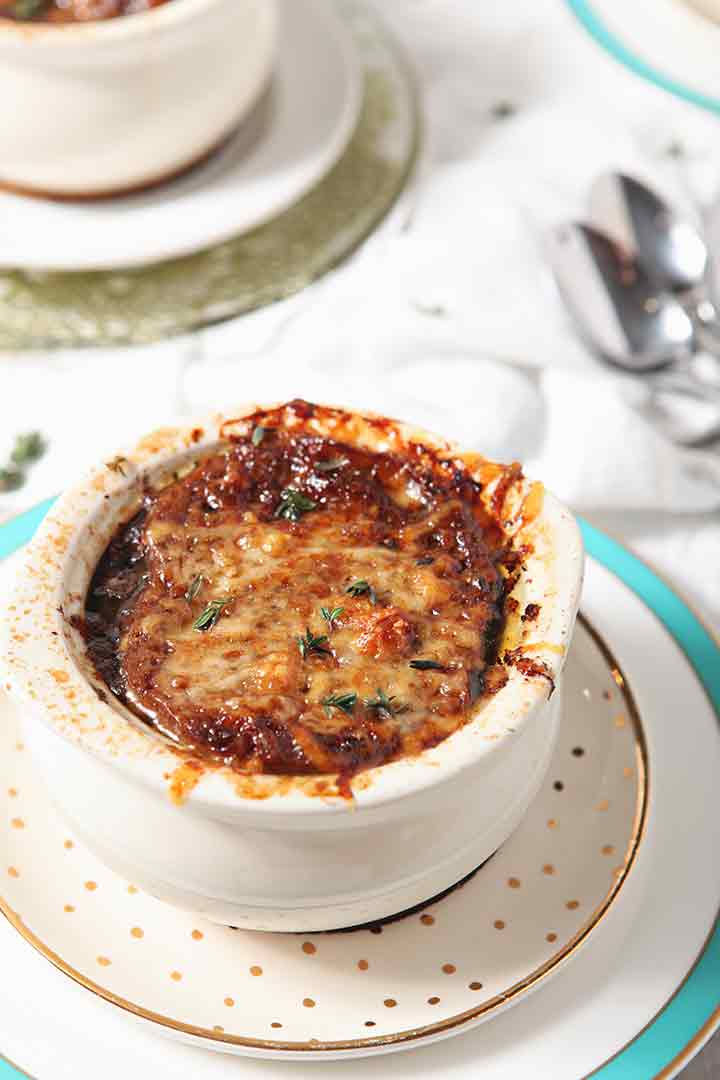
[545,222,720,446]
[588,171,720,362]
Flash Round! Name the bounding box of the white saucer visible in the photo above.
[0,544,718,1076]
[0,0,362,272]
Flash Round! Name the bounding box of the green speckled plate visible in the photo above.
[0,1,419,350]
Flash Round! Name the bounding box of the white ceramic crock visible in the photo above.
[0,0,277,197]
[0,406,584,931]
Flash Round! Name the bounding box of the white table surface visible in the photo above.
[0,0,717,1074]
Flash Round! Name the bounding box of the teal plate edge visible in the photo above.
[0,502,717,1079]
[566,0,720,115]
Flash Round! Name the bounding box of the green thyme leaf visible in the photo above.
[10,0,49,19]
[409,659,446,671]
[415,555,434,567]
[364,688,408,717]
[0,466,24,493]
[468,670,484,703]
[315,456,349,473]
[10,432,46,467]
[274,488,317,522]
[297,627,330,660]
[192,596,234,632]
[321,691,357,718]
[346,580,377,604]
[251,425,274,447]
[184,574,205,605]
[320,605,344,631]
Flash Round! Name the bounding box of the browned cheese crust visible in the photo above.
[83,401,526,787]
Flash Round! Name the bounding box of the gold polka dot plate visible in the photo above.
[0,514,718,1076]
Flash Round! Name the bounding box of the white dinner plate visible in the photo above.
[0,0,362,272]
[0,507,718,1077]
[567,0,720,114]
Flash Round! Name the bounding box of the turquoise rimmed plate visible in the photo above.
[0,502,717,1077]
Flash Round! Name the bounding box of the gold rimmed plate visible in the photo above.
[0,609,647,1060]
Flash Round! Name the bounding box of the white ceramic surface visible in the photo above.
[0,612,645,1059]
[0,0,278,198]
[0,406,583,932]
[0,0,362,270]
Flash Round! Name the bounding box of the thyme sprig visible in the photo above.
[0,431,47,493]
[364,688,408,718]
[409,659,446,671]
[192,596,234,632]
[297,627,330,660]
[274,488,317,522]
[320,605,344,631]
[315,456,349,473]
[321,691,357,718]
[9,0,49,18]
[346,580,377,604]
[184,574,205,605]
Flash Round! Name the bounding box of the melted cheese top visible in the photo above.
[85,403,514,783]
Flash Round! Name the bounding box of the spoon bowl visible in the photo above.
[588,172,708,293]
[546,222,695,372]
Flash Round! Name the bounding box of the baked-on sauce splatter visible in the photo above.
[83,401,527,788]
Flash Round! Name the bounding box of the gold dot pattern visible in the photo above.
[0,613,642,1044]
